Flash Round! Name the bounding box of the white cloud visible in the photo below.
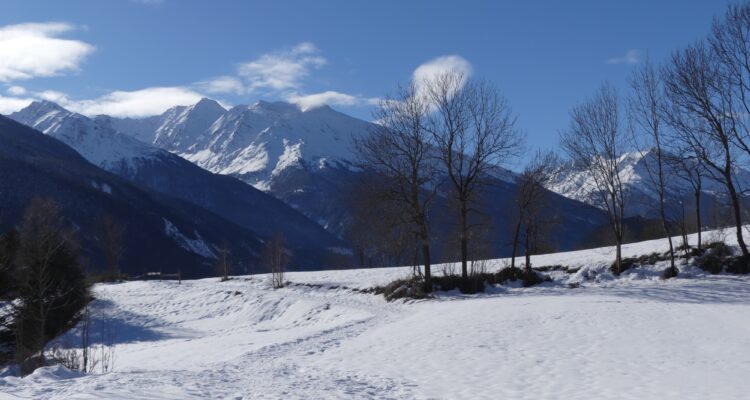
[65,86,204,117]
[607,49,640,65]
[199,75,246,95]
[287,91,359,111]
[6,85,26,96]
[0,22,95,82]
[0,95,34,115]
[36,90,70,103]
[412,55,472,100]
[237,42,326,92]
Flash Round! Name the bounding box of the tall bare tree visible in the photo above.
[665,152,706,251]
[13,198,89,371]
[510,150,558,270]
[628,57,678,277]
[354,83,439,290]
[662,42,749,256]
[95,214,125,281]
[425,72,522,279]
[561,83,628,273]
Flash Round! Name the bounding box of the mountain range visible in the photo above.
[10,97,733,275]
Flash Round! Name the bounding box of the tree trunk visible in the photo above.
[725,175,748,256]
[422,242,432,293]
[510,220,521,269]
[659,200,675,270]
[615,239,622,275]
[460,203,468,279]
[524,229,532,271]
[695,189,702,250]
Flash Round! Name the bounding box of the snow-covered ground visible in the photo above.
[2,229,750,399]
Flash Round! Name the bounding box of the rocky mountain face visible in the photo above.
[545,149,747,219]
[10,102,349,270]
[0,115,265,278]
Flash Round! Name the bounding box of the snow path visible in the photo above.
[2,229,750,399]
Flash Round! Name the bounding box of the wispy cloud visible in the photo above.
[202,42,327,96]
[606,49,640,65]
[0,22,95,82]
[412,55,472,100]
[0,36,376,117]
[6,85,27,96]
[286,91,380,111]
[66,86,205,117]
[0,95,33,115]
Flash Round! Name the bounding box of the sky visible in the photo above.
[0,0,733,158]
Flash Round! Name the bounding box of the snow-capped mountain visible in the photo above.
[546,149,746,217]
[11,98,614,260]
[9,100,162,172]
[110,99,372,190]
[10,101,349,269]
[0,114,265,277]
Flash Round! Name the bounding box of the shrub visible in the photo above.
[696,253,724,274]
[726,255,750,274]
[705,241,732,258]
[373,277,430,301]
[661,265,679,279]
[609,257,637,275]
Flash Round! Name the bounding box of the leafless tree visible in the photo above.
[561,83,628,273]
[354,83,439,290]
[662,42,749,256]
[627,57,678,276]
[345,173,416,268]
[264,233,289,289]
[95,214,125,281]
[425,71,523,279]
[13,198,88,371]
[510,150,558,270]
[215,241,231,282]
[665,151,706,251]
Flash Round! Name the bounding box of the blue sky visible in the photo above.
[0,0,731,156]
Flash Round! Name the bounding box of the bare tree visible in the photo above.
[665,152,706,251]
[95,214,125,281]
[628,57,678,277]
[662,42,749,256]
[425,71,522,279]
[510,150,558,270]
[264,233,289,289]
[561,83,628,274]
[215,241,231,282]
[13,198,89,372]
[354,83,439,290]
[345,173,416,268]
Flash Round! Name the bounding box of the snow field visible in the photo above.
[1,228,750,399]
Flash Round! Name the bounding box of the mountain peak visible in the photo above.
[193,97,226,113]
[250,100,302,114]
[22,100,69,115]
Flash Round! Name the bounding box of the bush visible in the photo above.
[609,257,637,275]
[661,265,679,279]
[705,241,732,258]
[696,253,724,274]
[373,277,430,301]
[727,255,750,274]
